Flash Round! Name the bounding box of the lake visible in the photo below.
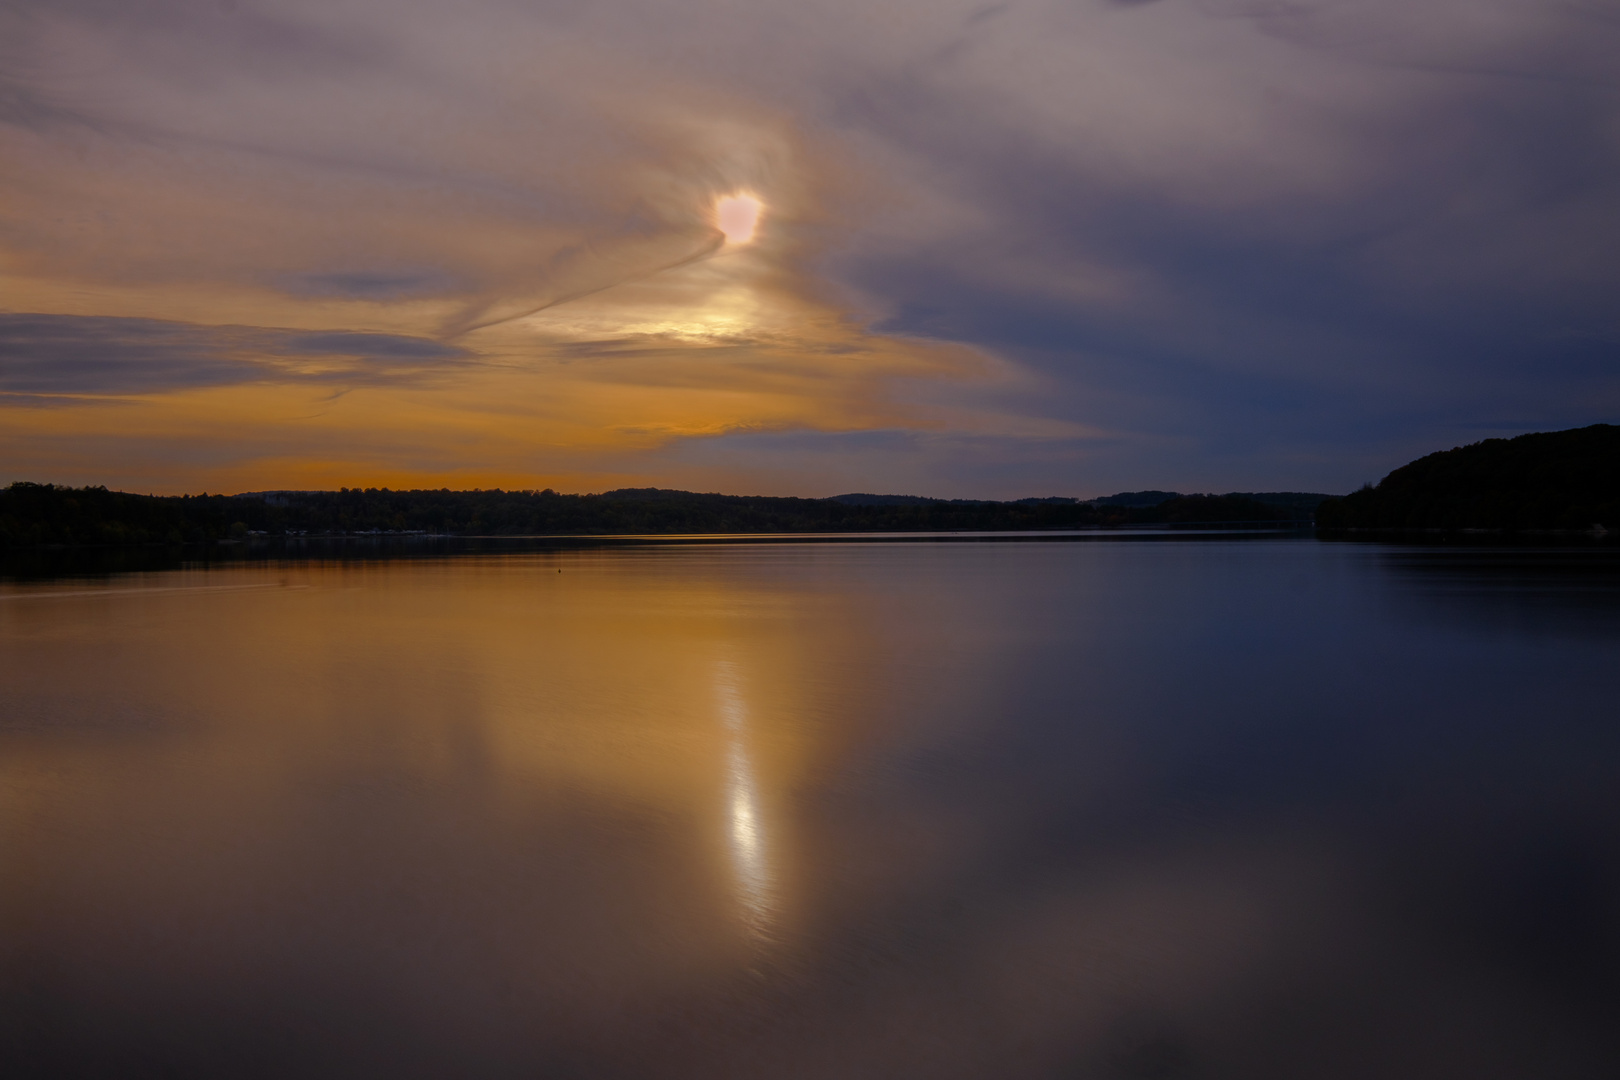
[3,537,1618,1078]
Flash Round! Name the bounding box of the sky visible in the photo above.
[2,0,1618,498]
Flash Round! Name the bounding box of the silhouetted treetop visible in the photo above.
[1315,424,1619,531]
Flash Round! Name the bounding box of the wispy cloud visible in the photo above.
[0,314,472,398]
[1,0,1616,494]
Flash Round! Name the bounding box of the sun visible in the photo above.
[714,193,764,245]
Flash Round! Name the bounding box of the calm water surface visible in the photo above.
[2,539,1618,1078]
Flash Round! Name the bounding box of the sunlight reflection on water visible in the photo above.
[2,539,1618,1079]
[717,659,776,937]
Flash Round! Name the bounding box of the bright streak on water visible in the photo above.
[716,660,773,935]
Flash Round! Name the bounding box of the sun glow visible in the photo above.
[715,193,764,245]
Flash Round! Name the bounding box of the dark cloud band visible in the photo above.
[0,314,471,400]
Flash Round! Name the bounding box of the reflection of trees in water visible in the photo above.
[1380,548,1620,638]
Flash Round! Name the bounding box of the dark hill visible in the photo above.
[1315,424,1619,532]
[1087,490,1181,508]
[829,493,990,507]
[1085,491,1330,512]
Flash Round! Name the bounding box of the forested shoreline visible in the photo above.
[0,484,1315,547]
[7,421,1615,546]
[1315,424,1618,533]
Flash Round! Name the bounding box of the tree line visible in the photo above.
[1315,424,1618,532]
[0,484,1311,547]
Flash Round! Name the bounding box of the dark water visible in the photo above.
[2,539,1617,1079]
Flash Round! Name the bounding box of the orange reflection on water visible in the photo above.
[0,552,842,985]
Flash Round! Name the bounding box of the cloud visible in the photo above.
[0,0,1616,492]
[277,270,464,301]
[440,227,728,338]
[0,314,472,398]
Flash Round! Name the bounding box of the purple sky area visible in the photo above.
[3,0,1617,496]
